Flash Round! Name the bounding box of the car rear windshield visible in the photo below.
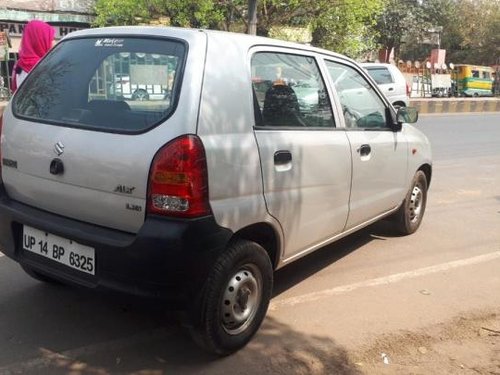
[13,37,186,133]
[365,67,394,85]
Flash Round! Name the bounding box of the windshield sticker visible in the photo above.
[95,38,124,48]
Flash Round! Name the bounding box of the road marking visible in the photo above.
[270,251,500,311]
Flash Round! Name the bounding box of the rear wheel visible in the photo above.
[132,89,149,101]
[394,170,428,235]
[189,239,273,355]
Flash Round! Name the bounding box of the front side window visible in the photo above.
[251,52,334,128]
[325,61,388,129]
[14,37,185,132]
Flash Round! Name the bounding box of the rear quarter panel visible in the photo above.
[197,33,277,235]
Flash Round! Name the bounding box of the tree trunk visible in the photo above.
[248,0,257,35]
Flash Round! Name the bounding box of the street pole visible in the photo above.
[248,0,257,35]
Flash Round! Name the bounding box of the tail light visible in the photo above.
[147,134,210,218]
[406,82,411,96]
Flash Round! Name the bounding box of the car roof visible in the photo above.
[359,62,394,68]
[64,26,354,64]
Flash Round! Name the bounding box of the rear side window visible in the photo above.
[365,67,394,84]
[251,52,334,128]
[13,37,186,133]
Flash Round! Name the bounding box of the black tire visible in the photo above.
[21,265,61,284]
[189,239,273,356]
[394,170,428,235]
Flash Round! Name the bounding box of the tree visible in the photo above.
[92,0,385,58]
[398,0,460,62]
[375,0,426,62]
[93,0,150,26]
[248,0,257,34]
[93,0,225,28]
[312,0,385,59]
[449,0,500,65]
[382,0,500,65]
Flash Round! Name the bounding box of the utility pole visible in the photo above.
[248,0,257,35]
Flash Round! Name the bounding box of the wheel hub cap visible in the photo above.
[409,185,423,223]
[221,266,261,335]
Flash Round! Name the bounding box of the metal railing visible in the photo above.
[0,58,14,100]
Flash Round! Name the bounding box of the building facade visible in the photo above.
[0,0,95,53]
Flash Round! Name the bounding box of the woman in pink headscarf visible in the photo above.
[11,20,55,92]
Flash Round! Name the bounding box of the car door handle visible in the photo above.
[274,150,292,165]
[357,144,371,156]
[388,87,394,91]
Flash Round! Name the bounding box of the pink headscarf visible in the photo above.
[11,20,55,91]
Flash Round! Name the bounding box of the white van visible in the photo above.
[0,27,431,355]
[360,62,411,107]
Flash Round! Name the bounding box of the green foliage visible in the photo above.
[448,0,500,65]
[148,0,225,28]
[93,0,499,65]
[311,0,385,58]
[253,0,310,36]
[379,0,500,65]
[376,0,426,59]
[93,0,226,28]
[93,0,150,26]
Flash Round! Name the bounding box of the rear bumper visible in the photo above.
[0,186,232,304]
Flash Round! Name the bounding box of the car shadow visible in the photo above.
[273,219,402,297]
[0,220,400,374]
[0,278,363,374]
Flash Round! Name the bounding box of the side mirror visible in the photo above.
[396,106,419,124]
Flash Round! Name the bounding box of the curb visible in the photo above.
[410,98,500,114]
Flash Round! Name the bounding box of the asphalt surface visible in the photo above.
[0,112,499,374]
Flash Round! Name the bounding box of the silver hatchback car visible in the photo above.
[0,27,431,355]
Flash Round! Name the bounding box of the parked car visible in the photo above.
[0,27,431,355]
[360,62,411,107]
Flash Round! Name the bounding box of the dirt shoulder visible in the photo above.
[352,309,500,374]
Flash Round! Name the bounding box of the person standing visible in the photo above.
[11,20,55,92]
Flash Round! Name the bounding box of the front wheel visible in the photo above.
[394,170,428,235]
[189,239,273,355]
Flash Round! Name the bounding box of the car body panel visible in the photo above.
[344,129,408,228]
[255,129,352,258]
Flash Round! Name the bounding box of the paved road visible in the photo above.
[1,113,499,374]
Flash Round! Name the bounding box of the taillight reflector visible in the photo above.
[147,135,210,218]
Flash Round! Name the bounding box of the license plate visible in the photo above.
[23,226,95,275]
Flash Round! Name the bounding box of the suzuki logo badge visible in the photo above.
[54,142,65,156]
